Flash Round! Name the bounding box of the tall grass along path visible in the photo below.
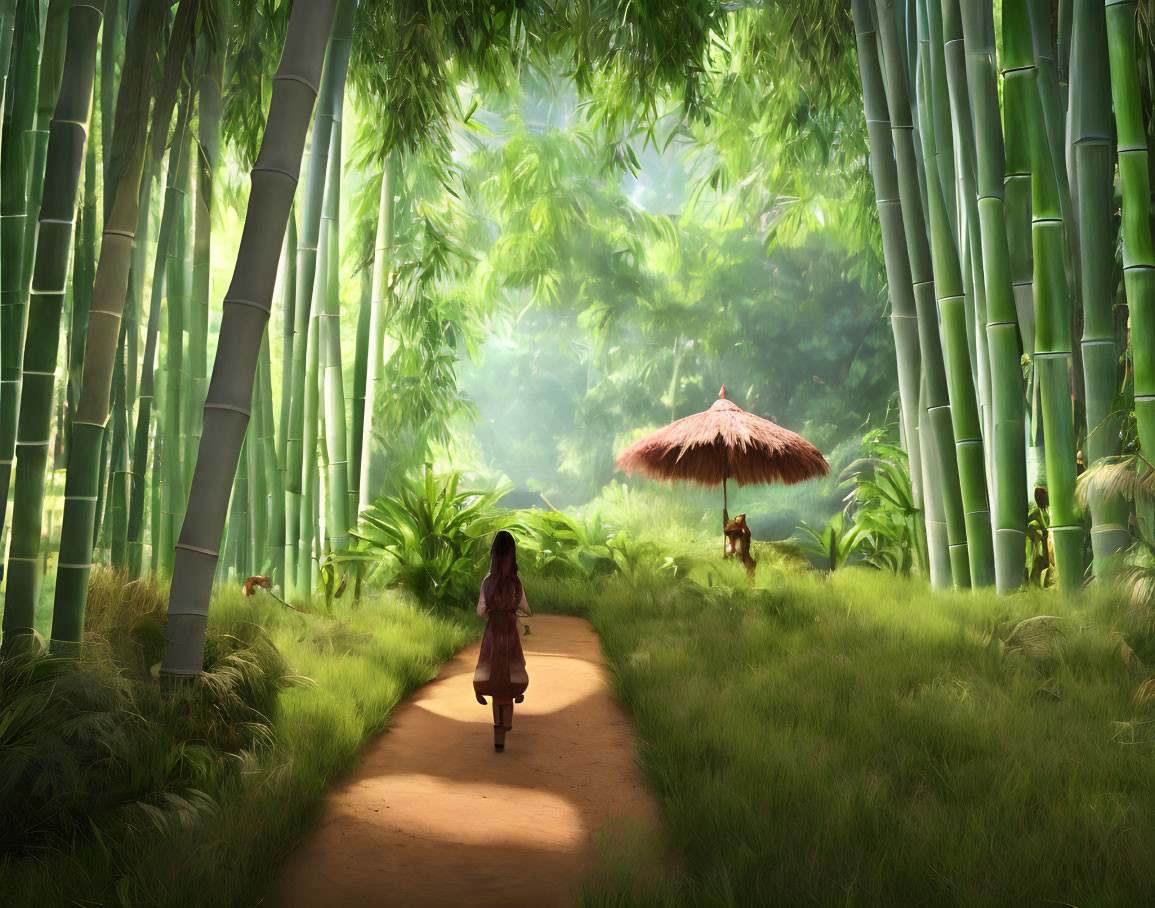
[264,615,664,906]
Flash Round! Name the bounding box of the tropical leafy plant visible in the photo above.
[839,427,920,575]
[587,530,686,583]
[350,465,518,608]
[518,507,688,582]
[793,511,866,574]
[517,508,598,578]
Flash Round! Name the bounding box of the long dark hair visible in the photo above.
[482,530,520,606]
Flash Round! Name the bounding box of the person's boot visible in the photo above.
[493,725,506,751]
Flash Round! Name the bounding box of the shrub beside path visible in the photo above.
[264,615,663,907]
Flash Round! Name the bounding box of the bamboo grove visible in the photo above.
[0,0,1151,674]
[850,0,1155,594]
[0,0,733,672]
[0,0,360,664]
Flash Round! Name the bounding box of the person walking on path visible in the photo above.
[474,530,532,751]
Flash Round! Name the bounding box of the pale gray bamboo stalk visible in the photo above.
[160,0,338,678]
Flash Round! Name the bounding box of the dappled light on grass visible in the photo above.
[563,566,1155,904]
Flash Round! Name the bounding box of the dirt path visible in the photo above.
[263,614,663,907]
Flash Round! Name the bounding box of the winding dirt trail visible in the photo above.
[263,615,663,907]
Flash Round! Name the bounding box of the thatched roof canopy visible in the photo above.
[616,386,829,488]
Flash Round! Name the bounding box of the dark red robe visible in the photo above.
[473,575,531,705]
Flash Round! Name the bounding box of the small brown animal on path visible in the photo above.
[263,615,664,907]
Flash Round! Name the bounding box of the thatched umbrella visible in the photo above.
[616,386,830,529]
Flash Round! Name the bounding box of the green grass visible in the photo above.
[10,518,1155,906]
[1,570,477,907]
[529,565,1155,906]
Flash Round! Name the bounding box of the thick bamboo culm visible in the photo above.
[1073,0,1129,570]
[941,0,993,474]
[851,0,937,584]
[161,0,340,676]
[958,0,1028,591]
[285,0,355,597]
[875,0,972,588]
[1,3,100,655]
[1002,0,1083,591]
[915,0,995,587]
[0,2,47,575]
[1105,0,1155,465]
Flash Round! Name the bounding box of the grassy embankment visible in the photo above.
[1,569,476,906]
[8,473,1155,905]
[527,554,1155,906]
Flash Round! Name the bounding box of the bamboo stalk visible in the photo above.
[161,0,339,677]
[186,45,220,495]
[350,261,370,518]
[851,0,936,582]
[915,2,996,587]
[959,0,1029,591]
[285,0,356,587]
[1028,0,1075,255]
[22,1,67,310]
[1071,0,1129,571]
[296,273,322,597]
[0,1,48,563]
[108,318,129,567]
[98,0,116,213]
[249,357,267,573]
[126,91,192,575]
[1105,0,1155,466]
[940,0,992,454]
[320,117,349,551]
[278,213,296,589]
[0,1,101,654]
[923,0,959,244]
[258,330,279,574]
[1003,0,1084,590]
[51,0,186,644]
[919,376,952,586]
[358,153,397,515]
[159,124,191,572]
[876,0,972,587]
[66,121,97,463]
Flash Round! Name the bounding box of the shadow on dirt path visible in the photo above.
[263,614,664,907]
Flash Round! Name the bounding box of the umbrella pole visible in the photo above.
[722,476,728,528]
[722,473,729,560]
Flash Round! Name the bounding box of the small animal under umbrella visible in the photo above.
[616,386,829,579]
